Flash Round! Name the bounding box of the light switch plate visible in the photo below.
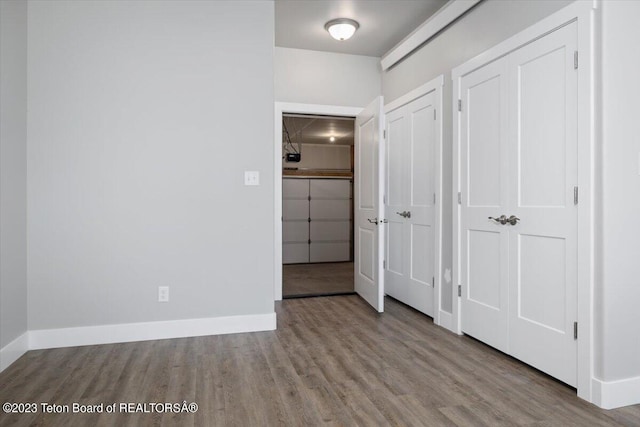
[244,171,260,186]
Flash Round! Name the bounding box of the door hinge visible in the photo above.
[383,260,386,269]
[308,239,311,244]
[433,193,436,204]
[458,99,462,112]
[383,129,387,139]
[434,109,436,120]
[574,321,578,339]
[432,277,435,287]
[574,51,578,69]
[458,192,462,205]
[574,186,579,205]
[458,285,462,297]
[383,194,386,204]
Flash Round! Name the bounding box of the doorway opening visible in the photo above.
[281,113,356,298]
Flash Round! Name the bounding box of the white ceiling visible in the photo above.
[275,0,449,57]
[283,115,355,146]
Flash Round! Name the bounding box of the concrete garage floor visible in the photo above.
[283,262,354,298]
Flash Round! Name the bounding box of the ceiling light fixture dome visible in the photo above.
[324,18,359,41]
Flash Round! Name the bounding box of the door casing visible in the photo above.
[274,103,362,301]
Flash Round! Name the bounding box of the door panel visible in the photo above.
[410,224,431,285]
[283,243,309,264]
[459,22,578,387]
[406,96,436,316]
[467,75,503,208]
[310,221,350,241]
[508,22,577,386]
[355,97,384,312]
[386,115,406,208]
[467,230,502,310]
[283,221,308,242]
[518,234,566,332]
[460,57,510,352]
[310,242,350,263]
[283,200,308,220]
[310,200,350,220]
[384,92,436,316]
[309,179,351,199]
[517,46,567,207]
[384,108,408,301]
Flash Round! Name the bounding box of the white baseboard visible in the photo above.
[436,310,454,333]
[29,312,276,351]
[0,332,29,373]
[592,375,640,409]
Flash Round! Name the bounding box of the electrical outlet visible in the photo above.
[158,286,169,302]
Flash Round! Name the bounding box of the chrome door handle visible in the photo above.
[367,218,378,224]
[489,215,508,225]
[507,215,520,225]
[396,211,411,218]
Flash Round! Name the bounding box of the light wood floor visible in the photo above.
[283,262,354,297]
[1,295,639,426]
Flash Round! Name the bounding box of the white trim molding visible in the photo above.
[0,332,29,372]
[274,102,363,301]
[592,376,640,409]
[28,312,276,351]
[381,0,481,71]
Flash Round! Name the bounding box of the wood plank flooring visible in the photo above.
[283,262,354,297]
[1,295,639,426]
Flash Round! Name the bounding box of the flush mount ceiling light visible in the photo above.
[324,18,359,41]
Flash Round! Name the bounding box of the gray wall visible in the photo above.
[27,0,275,329]
[276,47,381,107]
[599,0,640,383]
[0,0,28,350]
[382,0,573,313]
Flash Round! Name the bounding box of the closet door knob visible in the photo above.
[489,215,508,225]
[507,215,520,225]
[396,211,411,218]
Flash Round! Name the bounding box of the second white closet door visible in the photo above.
[460,22,578,387]
[385,92,436,316]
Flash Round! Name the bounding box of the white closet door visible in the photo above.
[384,92,437,316]
[384,107,409,301]
[460,57,510,353]
[459,22,578,386]
[406,93,436,316]
[507,22,578,387]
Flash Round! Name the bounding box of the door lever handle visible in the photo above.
[396,211,411,218]
[507,215,520,225]
[367,218,378,225]
[489,215,508,225]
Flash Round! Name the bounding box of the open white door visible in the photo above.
[354,97,385,312]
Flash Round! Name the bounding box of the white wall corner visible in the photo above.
[0,332,29,373]
[592,376,640,409]
[28,312,277,351]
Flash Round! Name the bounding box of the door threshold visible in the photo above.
[283,291,356,300]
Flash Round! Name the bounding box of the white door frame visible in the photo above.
[452,1,597,404]
[274,102,363,301]
[383,75,444,325]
